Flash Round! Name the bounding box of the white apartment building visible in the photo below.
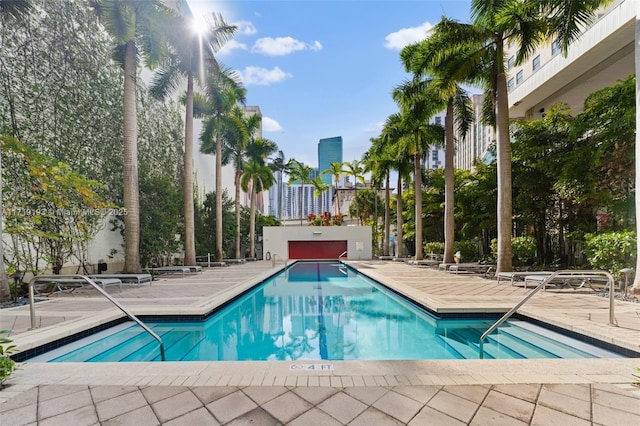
[507,0,633,120]
[454,0,633,170]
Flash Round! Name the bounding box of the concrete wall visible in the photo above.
[262,226,372,260]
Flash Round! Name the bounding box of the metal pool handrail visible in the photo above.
[479,269,616,359]
[271,253,288,268]
[28,274,165,361]
[338,251,347,259]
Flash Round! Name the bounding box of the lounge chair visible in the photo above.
[33,276,122,293]
[144,266,190,276]
[447,263,495,276]
[523,272,612,290]
[497,271,553,286]
[88,274,152,285]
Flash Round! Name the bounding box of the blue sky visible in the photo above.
[187,0,472,168]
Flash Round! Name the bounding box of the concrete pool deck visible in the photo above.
[1,260,639,424]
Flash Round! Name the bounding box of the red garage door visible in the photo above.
[288,240,347,259]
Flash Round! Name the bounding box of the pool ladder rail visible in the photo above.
[271,253,288,268]
[28,274,166,361]
[479,270,616,359]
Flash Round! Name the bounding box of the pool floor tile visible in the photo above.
[492,383,540,402]
[409,405,466,425]
[530,404,591,426]
[470,406,528,426]
[537,386,591,420]
[482,389,535,423]
[349,406,405,426]
[163,407,220,426]
[426,389,481,424]
[95,389,149,422]
[439,384,487,404]
[206,390,258,424]
[292,385,338,404]
[150,389,204,423]
[261,390,313,423]
[242,385,289,405]
[317,391,368,423]
[372,389,424,423]
[288,407,343,426]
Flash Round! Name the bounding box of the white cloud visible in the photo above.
[238,66,293,86]
[364,121,385,133]
[262,117,283,132]
[384,22,433,50]
[234,20,257,35]
[216,39,247,56]
[251,36,323,56]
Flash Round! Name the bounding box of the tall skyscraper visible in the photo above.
[318,136,343,184]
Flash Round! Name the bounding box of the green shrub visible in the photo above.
[424,242,444,256]
[455,240,480,262]
[583,231,636,277]
[489,236,537,266]
[0,330,16,385]
[512,236,537,266]
[423,240,479,261]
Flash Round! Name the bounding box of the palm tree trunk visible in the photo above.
[444,101,455,264]
[215,133,223,262]
[300,185,304,226]
[335,177,341,216]
[383,172,390,256]
[123,40,141,273]
[183,75,196,266]
[496,71,513,273]
[249,184,256,258]
[414,150,423,260]
[235,171,241,259]
[396,174,403,258]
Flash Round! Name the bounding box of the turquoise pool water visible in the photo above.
[30,262,623,362]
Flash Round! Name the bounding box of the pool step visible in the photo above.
[436,322,597,360]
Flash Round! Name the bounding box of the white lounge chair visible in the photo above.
[89,274,152,285]
[496,271,553,286]
[33,276,122,293]
[524,272,612,290]
[448,263,495,276]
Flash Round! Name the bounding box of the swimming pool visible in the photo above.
[28,261,623,362]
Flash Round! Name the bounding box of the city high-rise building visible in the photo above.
[318,136,343,184]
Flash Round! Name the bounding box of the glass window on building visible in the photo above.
[532,55,540,71]
[507,56,515,70]
[552,38,561,55]
[516,70,523,85]
[435,116,441,125]
[507,77,514,92]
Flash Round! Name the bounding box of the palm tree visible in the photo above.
[197,69,246,261]
[269,150,288,220]
[392,81,444,261]
[222,106,260,259]
[287,159,314,225]
[364,137,395,257]
[310,175,330,214]
[241,159,275,258]
[92,0,171,272]
[430,1,611,272]
[150,11,236,266]
[400,42,474,264]
[380,113,413,259]
[322,161,346,219]
[343,160,365,225]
